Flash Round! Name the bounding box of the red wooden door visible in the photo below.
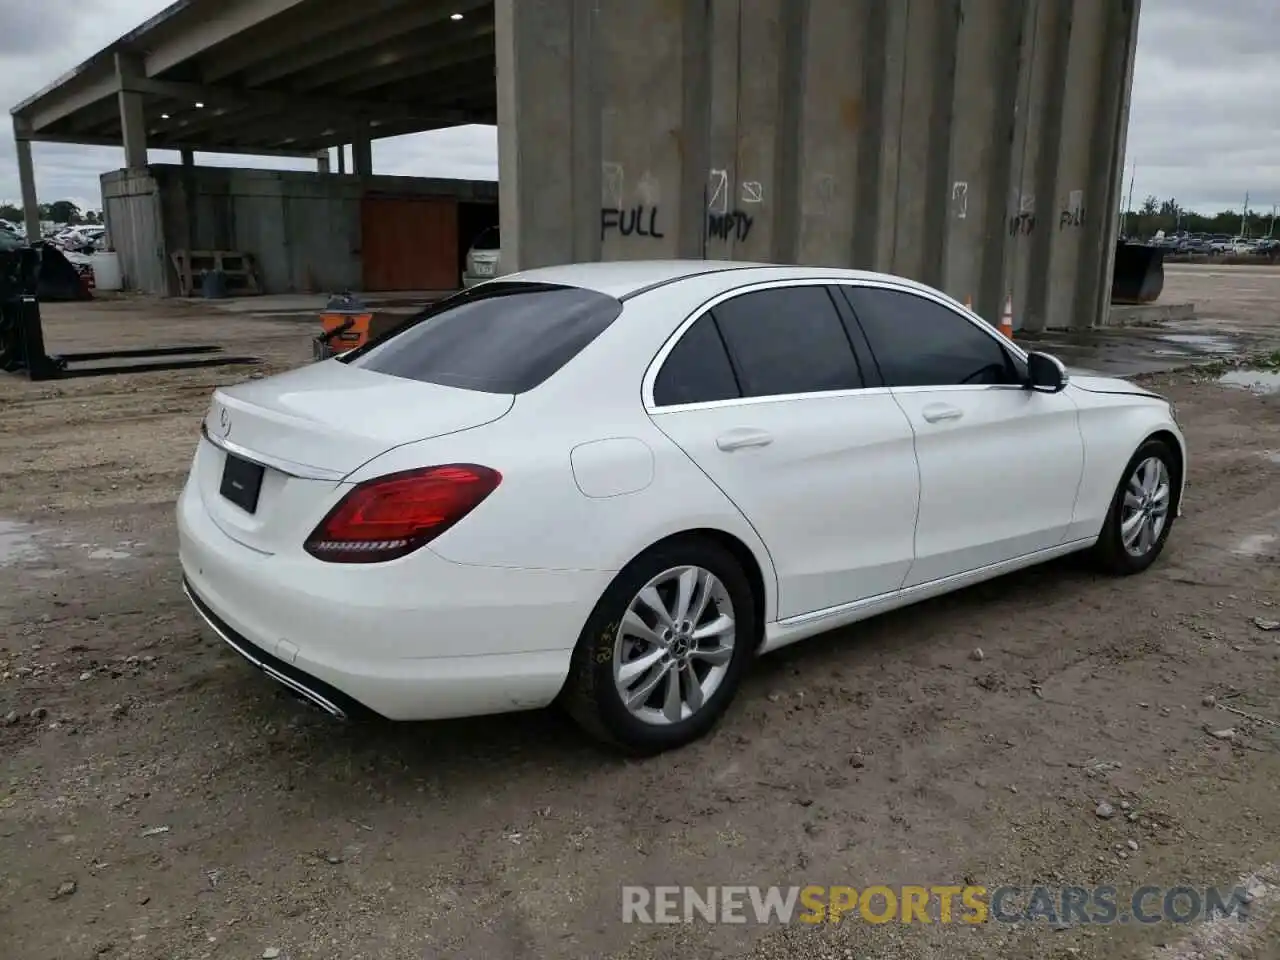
[360,196,459,291]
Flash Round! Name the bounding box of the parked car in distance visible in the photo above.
[462,226,501,287]
[179,261,1186,754]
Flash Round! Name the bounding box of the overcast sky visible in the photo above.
[0,1,1276,216]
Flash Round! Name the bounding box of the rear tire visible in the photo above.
[1092,438,1179,576]
[562,537,757,754]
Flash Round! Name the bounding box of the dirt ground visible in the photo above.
[2,266,1280,960]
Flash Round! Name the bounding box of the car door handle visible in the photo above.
[716,428,774,451]
[921,403,964,423]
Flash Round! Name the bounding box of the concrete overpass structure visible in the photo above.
[9,0,1143,329]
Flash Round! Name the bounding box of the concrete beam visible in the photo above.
[12,117,41,241]
[362,66,496,113]
[202,0,414,82]
[27,130,322,158]
[24,71,116,132]
[258,116,487,150]
[119,76,469,127]
[114,54,149,168]
[341,36,497,95]
[241,0,493,87]
[184,103,482,150]
[143,0,312,77]
[290,26,495,93]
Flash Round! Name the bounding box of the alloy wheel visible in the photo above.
[1120,455,1171,557]
[612,565,737,726]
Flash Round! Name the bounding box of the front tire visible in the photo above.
[562,537,757,754]
[1092,438,1179,575]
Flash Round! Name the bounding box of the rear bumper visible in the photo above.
[184,578,371,719]
[177,476,602,721]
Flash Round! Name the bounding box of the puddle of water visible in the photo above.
[1158,333,1236,352]
[1234,533,1278,558]
[0,519,43,566]
[1219,369,1280,394]
[87,548,133,561]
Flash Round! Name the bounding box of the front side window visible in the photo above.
[343,282,622,394]
[711,286,864,399]
[841,287,1020,388]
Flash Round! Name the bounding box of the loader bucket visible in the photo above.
[1111,241,1165,305]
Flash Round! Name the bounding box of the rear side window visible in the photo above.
[712,286,863,398]
[653,315,741,407]
[343,282,622,394]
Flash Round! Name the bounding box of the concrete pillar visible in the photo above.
[498,0,1139,327]
[180,148,195,166]
[495,0,608,273]
[114,53,148,169]
[12,118,41,241]
[316,150,331,174]
[352,136,372,175]
[337,145,347,175]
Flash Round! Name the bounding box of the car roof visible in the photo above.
[502,259,937,301]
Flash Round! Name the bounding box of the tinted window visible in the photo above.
[712,286,863,398]
[653,315,741,406]
[472,227,500,250]
[343,282,622,394]
[843,287,1019,387]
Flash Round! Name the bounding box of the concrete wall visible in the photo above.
[497,0,1142,330]
[101,166,499,296]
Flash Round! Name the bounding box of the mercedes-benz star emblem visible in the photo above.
[219,407,232,438]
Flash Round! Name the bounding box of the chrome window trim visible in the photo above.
[642,276,1031,414]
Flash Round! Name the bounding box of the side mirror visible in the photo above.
[1026,351,1069,393]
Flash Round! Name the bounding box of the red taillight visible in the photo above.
[304,464,501,564]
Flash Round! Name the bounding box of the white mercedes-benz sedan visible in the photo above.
[178,261,1186,752]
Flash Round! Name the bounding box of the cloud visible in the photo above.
[0,1,1275,216]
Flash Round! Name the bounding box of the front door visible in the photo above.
[840,284,1085,587]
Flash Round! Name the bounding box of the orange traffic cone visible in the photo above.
[997,293,1015,339]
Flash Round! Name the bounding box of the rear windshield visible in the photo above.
[341,282,623,394]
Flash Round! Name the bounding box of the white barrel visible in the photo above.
[90,251,123,291]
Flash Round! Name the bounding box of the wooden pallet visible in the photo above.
[171,250,261,297]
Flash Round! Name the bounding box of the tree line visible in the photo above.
[1121,196,1278,239]
[0,201,103,225]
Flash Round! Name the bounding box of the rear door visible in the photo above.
[839,283,1084,586]
[646,281,920,620]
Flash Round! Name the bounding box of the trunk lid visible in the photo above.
[205,360,514,478]
[196,361,513,554]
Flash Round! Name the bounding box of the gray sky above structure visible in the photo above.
[0,0,1275,214]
